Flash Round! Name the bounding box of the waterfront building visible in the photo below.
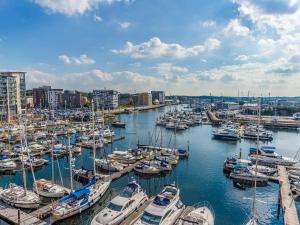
[93,89,119,110]
[151,91,165,104]
[48,89,63,109]
[135,92,152,106]
[33,86,51,108]
[26,96,34,108]
[0,72,26,122]
[63,90,82,108]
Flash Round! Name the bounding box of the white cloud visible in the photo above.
[201,20,216,28]
[234,55,250,61]
[32,0,132,16]
[92,69,113,81]
[112,37,220,59]
[118,21,131,29]
[152,63,189,80]
[58,54,95,65]
[223,19,250,37]
[94,14,103,22]
[58,55,72,64]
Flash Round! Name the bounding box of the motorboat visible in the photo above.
[91,179,148,225]
[0,156,17,172]
[177,202,214,225]
[134,183,184,225]
[73,168,95,183]
[0,183,40,209]
[108,151,137,164]
[23,156,48,169]
[95,158,124,172]
[249,146,297,166]
[212,128,239,141]
[134,162,161,175]
[230,165,268,186]
[51,177,111,222]
[111,121,126,128]
[52,149,66,158]
[34,179,69,198]
[176,148,189,158]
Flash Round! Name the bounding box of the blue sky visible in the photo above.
[0,0,300,96]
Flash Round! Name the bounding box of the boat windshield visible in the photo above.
[141,211,161,225]
[107,202,123,212]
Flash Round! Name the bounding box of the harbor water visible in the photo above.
[1,106,300,225]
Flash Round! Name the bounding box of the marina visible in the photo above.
[0,106,300,225]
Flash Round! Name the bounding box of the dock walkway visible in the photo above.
[0,202,47,225]
[278,166,300,225]
[120,197,154,225]
[174,206,194,225]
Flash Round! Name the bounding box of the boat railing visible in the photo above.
[193,201,215,218]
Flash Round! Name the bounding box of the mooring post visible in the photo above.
[18,209,20,225]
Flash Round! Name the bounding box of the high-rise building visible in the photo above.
[33,86,51,108]
[48,89,63,109]
[0,72,26,122]
[63,90,82,108]
[93,89,119,110]
[151,91,165,104]
[133,92,152,106]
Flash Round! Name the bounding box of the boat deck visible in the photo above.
[120,197,154,225]
[0,202,47,225]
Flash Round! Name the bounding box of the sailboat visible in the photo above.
[74,103,99,183]
[245,98,261,225]
[0,118,40,209]
[51,101,111,222]
[34,141,69,198]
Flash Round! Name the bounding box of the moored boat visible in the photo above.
[91,179,148,225]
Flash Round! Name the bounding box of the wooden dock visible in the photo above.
[120,197,154,225]
[0,202,47,225]
[174,206,194,225]
[278,165,300,225]
[234,115,300,130]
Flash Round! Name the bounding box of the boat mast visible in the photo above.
[24,116,39,195]
[92,100,96,176]
[19,116,27,195]
[252,98,261,222]
[68,135,73,192]
[51,138,54,184]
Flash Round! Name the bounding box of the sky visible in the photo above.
[1,0,300,96]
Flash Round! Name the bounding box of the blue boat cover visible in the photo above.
[59,177,96,204]
[0,156,9,160]
[154,196,170,206]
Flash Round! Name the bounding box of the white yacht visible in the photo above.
[95,158,124,172]
[0,183,40,209]
[0,156,17,172]
[134,184,185,225]
[91,180,148,225]
[177,203,214,225]
[249,146,297,166]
